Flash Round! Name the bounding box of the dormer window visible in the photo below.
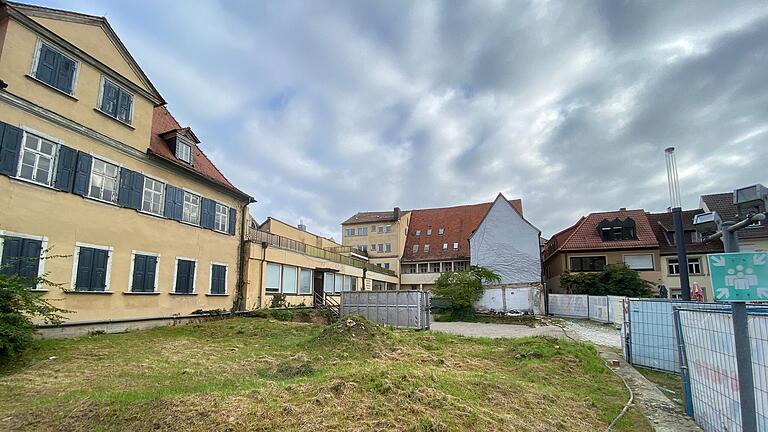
[176,139,192,164]
[597,217,637,241]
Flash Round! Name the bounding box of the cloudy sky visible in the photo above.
[36,0,768,239]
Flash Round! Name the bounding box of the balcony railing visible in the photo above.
[326,246,369,258]
[250,230,395,277]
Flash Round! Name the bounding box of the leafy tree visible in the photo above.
[1,269,70,360]
[433,265,501,320]
[560,264,653,297]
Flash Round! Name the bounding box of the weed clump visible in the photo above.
[314,316,391,351]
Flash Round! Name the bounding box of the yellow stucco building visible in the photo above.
[0,2,254,330]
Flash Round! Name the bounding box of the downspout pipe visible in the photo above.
[235,197,256,312]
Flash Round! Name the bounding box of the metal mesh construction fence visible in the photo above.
[548,294,589,318]
[588,295,610,322]
[624,299,729,373]
[675,307,768,432]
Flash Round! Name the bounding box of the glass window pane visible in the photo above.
[282,266,297,294]
[266,263,281,291]
[299,269,312,294]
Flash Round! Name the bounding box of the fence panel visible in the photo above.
[608,296,625,324]
[675,308,768,432]
[548,294,589,318]
[626,299,730,373]
[588,296,610,322]
[340,290,429,330]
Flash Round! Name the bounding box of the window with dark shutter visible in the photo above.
[210,264,226,294]
[99,78,133,124]
[72,151,93,196]
[53,145,77,192]
[163,185,184,220]
[131,254,158,292]
[174,259,196,294]
[228,207,237,235]
[34,43,77,95]
[200,198,216,229]
[0,122,23,177]
[75,246,110,292]
[1,237,42,286]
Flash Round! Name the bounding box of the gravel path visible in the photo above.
[557,318,623,349]
[429,321,565,339]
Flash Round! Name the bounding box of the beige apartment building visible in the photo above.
[0,2,253,328]
[341,207,410,277]
[246,217,399,308]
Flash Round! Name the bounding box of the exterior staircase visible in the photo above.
[314,292,340,319]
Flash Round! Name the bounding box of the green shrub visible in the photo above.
[0,272,69,360]
[269,294,287,308]
[560,264,653,297]
[432,266,501,320]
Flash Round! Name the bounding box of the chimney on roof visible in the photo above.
[394,207,401,219]
[298,220,307,232]
[619,207,627,211]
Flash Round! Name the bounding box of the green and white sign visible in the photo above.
[708,252,768,302]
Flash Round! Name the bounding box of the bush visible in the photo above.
[269,294,287,308]
[432,266,501,320]
[0,272,69,359]
[560,264,653,297]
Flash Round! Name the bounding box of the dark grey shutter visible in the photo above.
[35,45,59,86]
[75,247,94,291]
[164,185,184,220]
[54,55,75,94]
[19,239,42,279]
[144,256,157,292]
[0,122,23,176]
[200,198,216,229]
[72,151,92,196]
[132,254,146,292]
[117,169,144,210]
[228,207,237,235]
[100,81,119,116]
[54,145,77,192]
[0,237,22,276]
[117,91,132,123]
[175,260,194,293]
[211,265,226,294]
[91,249,108,291]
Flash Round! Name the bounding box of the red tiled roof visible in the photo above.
[543,209,658,261]
[148,106,251,198]
[701,192,768,240]
[402,199,523,262]
[646,210,724,255]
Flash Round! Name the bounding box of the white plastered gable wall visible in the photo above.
[469,194,544,314]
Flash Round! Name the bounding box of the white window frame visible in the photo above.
[623,253,655,271]
[415,230,421,236]
[0,230,48,291]
[16,130,58,187]
[172,256,198,294]
[70,242,114,292]
[282,265,298,294]
[385,224,392,233]
[214,203,229,233]
[427,228,432,236]
[88,156,121,204]
[443,243,448,250]
[453,242,459,250]
[208,262,229,295]
[97,76,134,125]
[266,262,282,293]
[438,228,444,235]
[413,245,418,253]
[424,244,430,253]
[377,226,384,234]
[30,38,80,96]
[299,268,313,294]
[182,190,201,225]
[141,176,165,216]
[175,137,193,164]
[385,243,392,253]
[127,250,160,294]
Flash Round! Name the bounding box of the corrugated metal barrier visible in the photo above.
[340,290,430,330]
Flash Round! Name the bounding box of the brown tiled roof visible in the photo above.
[646,210,724,255]
[701,192,768,240]
[148,106,251,199]
[401,199,524,262]
[543,209,658,261]
[342,210,401,225]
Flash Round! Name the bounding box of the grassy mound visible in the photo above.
[314,315,390,346]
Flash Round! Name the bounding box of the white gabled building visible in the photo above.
[469,193,543,314]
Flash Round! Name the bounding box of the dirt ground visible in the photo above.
[429,321,565,338]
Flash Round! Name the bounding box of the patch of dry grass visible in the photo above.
[0,316,650,431]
